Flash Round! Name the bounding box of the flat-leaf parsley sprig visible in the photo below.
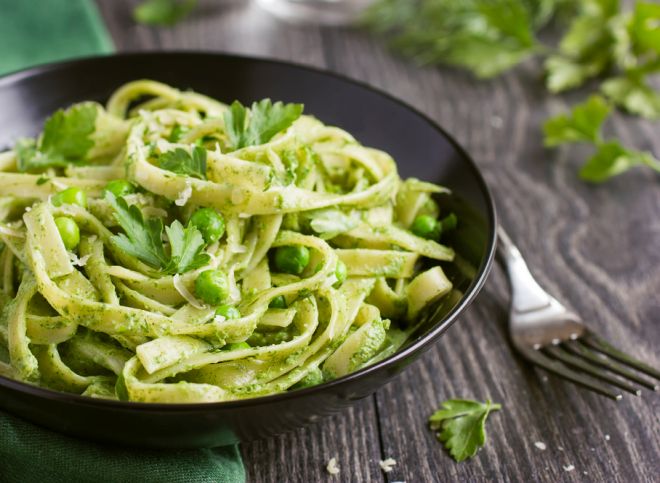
[159,145,207,179]
[544,95,660,182]
[224,99,304,151]
[365,0,660,184]
[429,398,502,462]
[16,102,128,173]
[105,192,210,273]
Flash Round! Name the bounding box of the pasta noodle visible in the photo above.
[0,80,458,403]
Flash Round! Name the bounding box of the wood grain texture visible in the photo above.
[96,1,660,481]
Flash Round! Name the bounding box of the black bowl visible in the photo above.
[0,53,496,448]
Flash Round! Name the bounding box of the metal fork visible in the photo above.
[497,226,660,400]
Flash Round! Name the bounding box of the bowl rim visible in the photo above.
[0,51,498,411]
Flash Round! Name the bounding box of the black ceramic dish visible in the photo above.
[0,53,496,448]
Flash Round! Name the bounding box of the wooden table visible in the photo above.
[97,1,660,481]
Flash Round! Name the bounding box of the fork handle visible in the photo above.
[496,226,554,313]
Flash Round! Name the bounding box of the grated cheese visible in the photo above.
[325,274,338,289]
[326,457,340,476]
[69,252,91,267]
[175,182,192,206]
[173,274,206,309]
[156,139,171,153]
[379,458,397,473]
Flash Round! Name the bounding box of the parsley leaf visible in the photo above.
[15,139,68,172]
[544,96,660,181]
[545,54,610,94]
[441,37,534,79]
[41,102,97,159]
[630,2,660,55]
[164,220,210,274]
[429,399,501,462]
[106,192,211,273]
[544,0,617,92]
[598,2,660,118]
[133,0,197,26]
[106,192,169,269]
[159,146,207,179]
[543,95,611,146]
[364,0,552,79]
[579,141,660,182]
[224,99,304,150]
[365,1,659,185]
[545,1,660,101]
[16,103,98,172]
[602,75,660,120]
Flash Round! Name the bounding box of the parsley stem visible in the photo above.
[641,154,660,173]
[487,401,502,411]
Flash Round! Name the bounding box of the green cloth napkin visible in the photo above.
[1,411,245,483]
[0,2,245,481]
[0,0,113,76]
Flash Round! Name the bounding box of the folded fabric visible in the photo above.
[0,0,113,76]
[0,410,245,483]
[0,2,245,482]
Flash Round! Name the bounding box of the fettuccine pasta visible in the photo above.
[0,80,459,403]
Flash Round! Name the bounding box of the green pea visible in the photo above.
[194,269,230,305]
[225,341,250,351]
[54,217,80,250]
[104,179,136,197]
[189,208,226,243]
[52,187,87,208]
[273,245,310,275]
[441,213,458,232]
[411,214,440,240]
[269,295,287,309]
[333,260,347,288]
[215,304,241,319]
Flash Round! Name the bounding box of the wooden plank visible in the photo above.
[241,398,384,482]
[96,1,660,481]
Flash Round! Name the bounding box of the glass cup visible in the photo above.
[256,0,375,26]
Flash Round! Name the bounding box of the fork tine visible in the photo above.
[582,332,660,381]
[518,346,622,400]
[543,346,641,396]
[564,341,659,391]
